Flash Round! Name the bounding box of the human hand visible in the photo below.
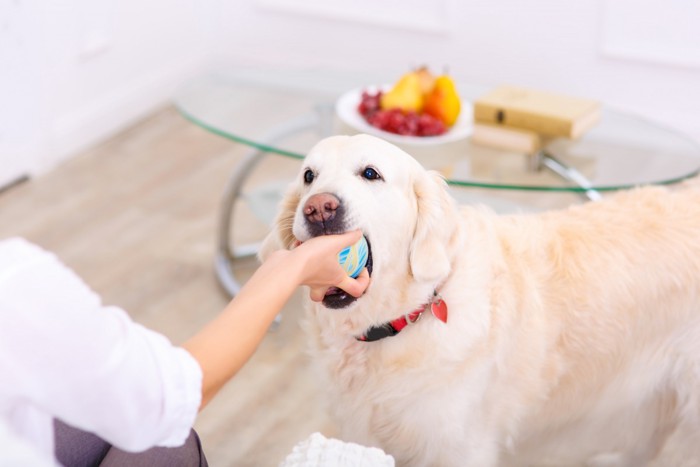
[186,231,370,409]
[291,230,371,302]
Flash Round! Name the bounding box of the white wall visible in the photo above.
[0,0,212,187]
[208,0,700,143]
[2,0,699,188]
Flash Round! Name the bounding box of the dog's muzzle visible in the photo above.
[302,192,373,309]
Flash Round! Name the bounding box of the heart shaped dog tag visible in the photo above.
[431,299,448,323]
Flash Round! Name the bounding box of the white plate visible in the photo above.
[335,85,473,146]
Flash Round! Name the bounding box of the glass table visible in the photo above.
[174,68,700,298]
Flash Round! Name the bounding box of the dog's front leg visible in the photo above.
[402,444,499,467]
[428,429,500,467]
[462,435,501,467]
[389,423,500,467]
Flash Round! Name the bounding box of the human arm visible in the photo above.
[0,238,203,451]
[183,230,370,409]
[0,233,367,453]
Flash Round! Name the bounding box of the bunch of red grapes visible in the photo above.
[357,90,447,137]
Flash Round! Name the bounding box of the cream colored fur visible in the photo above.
[261,134,700,467]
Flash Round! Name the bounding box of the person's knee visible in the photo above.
[100,430,207,467]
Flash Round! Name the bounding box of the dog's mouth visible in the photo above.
[322,235,373,310]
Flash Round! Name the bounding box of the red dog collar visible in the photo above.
[357,292,448,342]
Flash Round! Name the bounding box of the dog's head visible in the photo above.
[261,134,458,312]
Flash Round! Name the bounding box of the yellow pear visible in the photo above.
[380,72,424,113]
[423,75,461,126]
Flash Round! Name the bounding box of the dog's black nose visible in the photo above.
[304,193,339,225]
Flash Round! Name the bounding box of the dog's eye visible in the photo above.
[361,167,382,181]
[303,169,315,184]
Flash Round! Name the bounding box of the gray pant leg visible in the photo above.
[100,429,208,467]
[54,418,208,467]
[54,418,110,467]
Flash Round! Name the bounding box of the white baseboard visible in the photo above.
[0,156,31,190]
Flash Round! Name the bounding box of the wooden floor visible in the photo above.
[0,107,335,466]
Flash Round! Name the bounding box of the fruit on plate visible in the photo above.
[380,72,423,113]
[358,99,446,136]
[357,66,461,137]
[423,75,461,127]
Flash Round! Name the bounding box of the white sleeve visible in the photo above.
[0,238,203,452]
[0,418,57,467]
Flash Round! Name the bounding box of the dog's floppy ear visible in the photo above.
[409,170,458,283]
[259,187,301,262]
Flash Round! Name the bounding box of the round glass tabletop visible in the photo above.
[175,68,700,198]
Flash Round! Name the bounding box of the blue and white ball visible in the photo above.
[338,236,369,278]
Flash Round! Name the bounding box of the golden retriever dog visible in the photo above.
[261,134,700,466]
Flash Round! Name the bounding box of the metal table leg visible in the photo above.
[529,150,603,202]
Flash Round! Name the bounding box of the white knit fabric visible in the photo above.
[279,432,395,467]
